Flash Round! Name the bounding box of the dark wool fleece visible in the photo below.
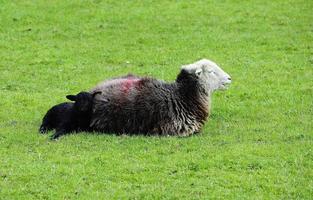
[90,71,210,136]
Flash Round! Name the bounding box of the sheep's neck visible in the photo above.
[176,81,210,107]
[176,80,209,99]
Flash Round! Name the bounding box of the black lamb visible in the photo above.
[39,91,100,139]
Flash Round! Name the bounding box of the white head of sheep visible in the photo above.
[181,59,231,92]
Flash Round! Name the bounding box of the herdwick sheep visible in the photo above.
[90,59,231,136]
[39,91,100,139]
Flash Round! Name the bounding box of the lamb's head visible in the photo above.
[66,91,101,112]
[181,59,231,92]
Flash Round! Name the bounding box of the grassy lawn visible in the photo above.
[0,0,312,199]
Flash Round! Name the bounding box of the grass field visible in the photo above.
[0,0,312,199]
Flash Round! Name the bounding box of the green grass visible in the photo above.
[0,0,312,199]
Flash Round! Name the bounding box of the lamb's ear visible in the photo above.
[66,95,77,101]
[195,68,202,77]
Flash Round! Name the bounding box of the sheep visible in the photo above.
[89,59,231,136]
[39,91,100,139]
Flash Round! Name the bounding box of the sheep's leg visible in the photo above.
[50,129,64,140]
[50,126,71,140]
[39,113,56,134]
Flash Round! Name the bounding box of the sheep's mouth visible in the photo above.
[220,82,231,90]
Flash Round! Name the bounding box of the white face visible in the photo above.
[182,59,231,91]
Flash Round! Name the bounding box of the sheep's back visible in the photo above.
[90,77,208,136]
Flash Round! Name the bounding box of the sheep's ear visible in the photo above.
[195,68,202,77]
[66,95,77,101]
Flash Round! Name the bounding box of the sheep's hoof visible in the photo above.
[50,134,60,140]
[39,126,49,134]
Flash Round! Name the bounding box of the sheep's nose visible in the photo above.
[226,77,232,84]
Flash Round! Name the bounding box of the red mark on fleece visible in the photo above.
[121,78,140,94]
